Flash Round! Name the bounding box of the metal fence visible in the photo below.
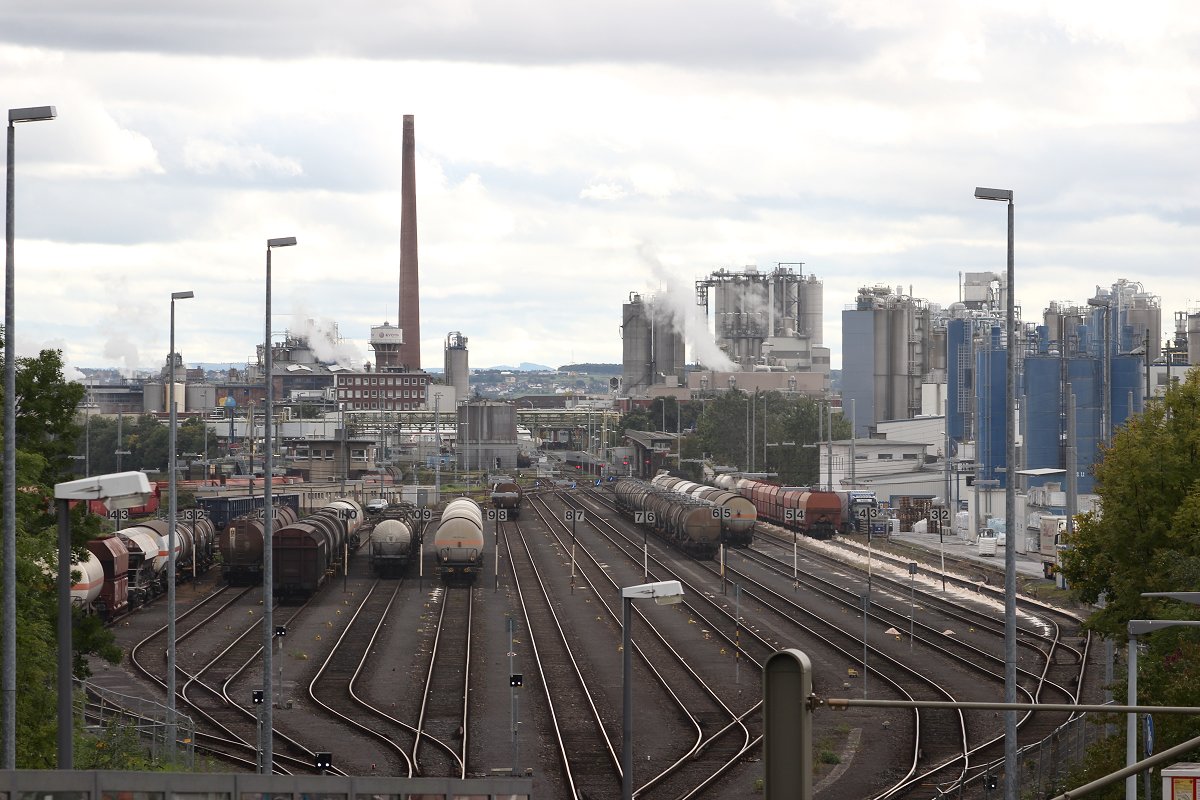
[937,710,1114,798]
[79,679,196,769]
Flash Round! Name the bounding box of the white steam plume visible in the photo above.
[289,309,365,368]
[637,242,735,371]
[102,333,141,377]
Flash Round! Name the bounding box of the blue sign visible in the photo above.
[1144,714,1154,756]
[594,479,601,486]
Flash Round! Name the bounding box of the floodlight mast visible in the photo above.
[53,470,151,766]
[973,184,1016,800]
[261,235,296,773]
[5,103,56,769]
[621,579,685,800]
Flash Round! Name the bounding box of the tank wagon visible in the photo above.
[432,497,485,584]
[219,505,301,585]
[83,536,130,619]
[733,478,843,540]
[366,504,421,577]
[612,478,721,558]
[66,550,106,616]
[116,526,165,606]
[196,493,301,531]
[650,473,757,547]
[489,478,524,519]
[273,499,363,600]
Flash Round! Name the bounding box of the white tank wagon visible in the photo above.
[650,474,757,546]
[67,551,105,612]
[368,513,418,577]
[432,497,485,584]
[325,498,365,549]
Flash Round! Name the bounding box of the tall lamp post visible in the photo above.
[1126,592,1200,800]
[166,289,193,762]
[4,104,56,768]
[621,580,684,800]
[261,235,296,774]
[53,472,151,768]
[974,185,1016,800]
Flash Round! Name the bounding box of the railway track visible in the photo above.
[306,578,417,777]
[574,486,1095,798]
[411,585,473,778]
[503,517,623,798]
[529,493,755,800]
[129,584,341,775]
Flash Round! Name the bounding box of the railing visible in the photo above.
[79,679,196,769]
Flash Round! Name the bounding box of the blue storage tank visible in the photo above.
[1066,357,1101,495]
[946,318,972,444]
[975,327,1009,489]
[1023,355,1062,489]
[1111,355,1144,430]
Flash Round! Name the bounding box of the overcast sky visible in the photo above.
[5,1,1199,377]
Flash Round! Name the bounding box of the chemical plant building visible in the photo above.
[835,276,1200,561]
[620,265,832,405]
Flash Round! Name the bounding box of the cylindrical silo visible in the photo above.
[975,329,1009,489]
[1188,313,1200,367]
[444,331,469,397]
[1023,355,1062,486]
[651,306,685,385]
[798,274,823,346]
[143,383,165,414]
[186,384,216,414]
[622,294,653,396]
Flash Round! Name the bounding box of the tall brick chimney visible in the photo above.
[398,114,421,371]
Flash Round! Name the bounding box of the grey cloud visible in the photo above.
[2,1,887,67]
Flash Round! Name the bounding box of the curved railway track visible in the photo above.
[575,486,1094,798]
[97,485,1097,796]
[526,492,760,800]
[129,584,343,775]
[305,578,418,777]
[410,585,473,778]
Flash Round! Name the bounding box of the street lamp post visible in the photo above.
[621,580,684,800]
[1126,592,1200,800]
[53,472,151,768]
[974,185,1016,800]
[261,235,296,774]
[4,104,56,769]
[166,289,193,762]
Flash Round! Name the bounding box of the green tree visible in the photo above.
[0,342,124,766]
[683,391,848,485]
[1058,369,1200,793]
[1060,369,1200,637]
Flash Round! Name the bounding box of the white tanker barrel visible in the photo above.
[73,553,105,609]
[327,498,364,536]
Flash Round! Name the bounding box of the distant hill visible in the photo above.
[480,362,556,372]
[558,363,620,373]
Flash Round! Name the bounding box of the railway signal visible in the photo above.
[564,509,585,592]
